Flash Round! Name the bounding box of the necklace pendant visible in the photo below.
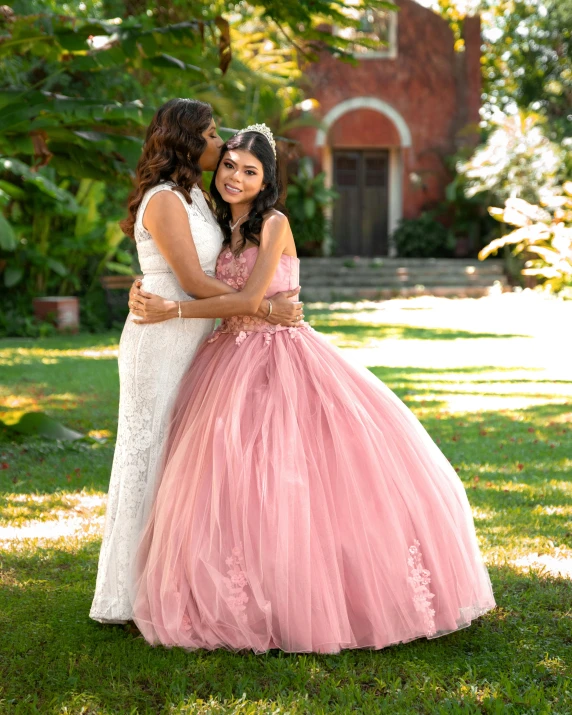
[229,211,249,232]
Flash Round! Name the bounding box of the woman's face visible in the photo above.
[214,149,265,208]
[199,119,224,171]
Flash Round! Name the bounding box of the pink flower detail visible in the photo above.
[216,251,249,290]
[223,545,249,624]
[181,612,193,634]
[407,540,436,636]
[264,333,272,347]
[235,331,248,346]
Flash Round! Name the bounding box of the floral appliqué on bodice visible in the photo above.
[207,248,311,347]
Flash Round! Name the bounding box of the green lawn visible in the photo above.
[1,295,571,714]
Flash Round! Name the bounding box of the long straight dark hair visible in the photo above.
[120,98,213,239]
[210,131,283,254]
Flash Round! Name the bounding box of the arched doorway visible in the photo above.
[317,97,411,256]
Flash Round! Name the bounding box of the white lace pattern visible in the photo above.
[90,183,223,623]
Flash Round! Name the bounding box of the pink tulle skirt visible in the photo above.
[131,325,495,653]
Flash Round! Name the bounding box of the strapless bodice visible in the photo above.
[216,247,299,296]
[210,246,305,341]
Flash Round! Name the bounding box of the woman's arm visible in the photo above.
[132,214,296,323]
[129,281,303,324]
[143,190,234,299]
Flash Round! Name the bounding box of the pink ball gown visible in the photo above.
[131,247,495,653]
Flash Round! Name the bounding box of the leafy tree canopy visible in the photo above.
[430,0,572,141]
[1,0,395,179]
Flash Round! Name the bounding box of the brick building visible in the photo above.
[290,0,481,256]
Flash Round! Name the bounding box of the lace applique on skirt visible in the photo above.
[407,540,436,636]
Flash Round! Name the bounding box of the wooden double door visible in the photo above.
[332,150,390,256]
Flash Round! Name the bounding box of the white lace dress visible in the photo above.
[90,182,223,623]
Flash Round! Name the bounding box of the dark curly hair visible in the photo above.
[210,131,283,254]
[119,98,213,239]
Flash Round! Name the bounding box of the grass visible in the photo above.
[1,294,571,714]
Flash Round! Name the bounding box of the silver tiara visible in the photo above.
[236,123,276,157]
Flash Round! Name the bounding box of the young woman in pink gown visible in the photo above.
[128,124,495,654]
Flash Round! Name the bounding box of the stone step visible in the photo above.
[301,272,504,283]
[296,257,507,300]
[299,258,504,271]
[301,274,507,287]
[299,262,504,270]
[300,285,508,301]
[299,263,504,279]
[302,275,504,286]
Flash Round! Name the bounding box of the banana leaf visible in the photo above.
[0,214,16,251]
[0,158,80,212]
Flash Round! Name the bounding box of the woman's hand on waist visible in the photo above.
[130,285,178,324]
[257,288,304,327]
[128,279,142,307]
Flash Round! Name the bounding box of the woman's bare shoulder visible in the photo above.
[262,208,288,225]
[260,210,295,255]
[261,210,291,237]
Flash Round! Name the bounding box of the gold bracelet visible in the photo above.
[178,301,182,319]
[266,299,273,318]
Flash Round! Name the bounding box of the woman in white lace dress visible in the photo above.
[90,100,302,623]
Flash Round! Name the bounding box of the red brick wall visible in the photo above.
[328,109,401,148]
[290,0,481,221]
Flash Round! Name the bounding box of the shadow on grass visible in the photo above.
[0,437,114,498]
[0,542,570,713]
[369,364,572,383]
[0,352,119,438]
[0,492,79,524]
[308,322,532,341]
[370,366,572,404]
[0,332,121,353]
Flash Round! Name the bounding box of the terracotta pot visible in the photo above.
[33,296,79,333]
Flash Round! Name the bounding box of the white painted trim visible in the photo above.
[388,148,402,256]
[316,97,412,148]
[322,145,334,256]
[352,11,398,60]
[333,10,398,60]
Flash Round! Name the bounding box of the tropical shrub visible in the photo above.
[479,183,572,293]
[285,172,338,256]
[443,172,498,257]
[457,112,566,205]
[393,213,455,258]
[0,158,135,336]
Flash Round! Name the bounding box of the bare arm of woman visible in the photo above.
[129,279,302,325]
[132,213,297,324]
[143,190,234,299]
